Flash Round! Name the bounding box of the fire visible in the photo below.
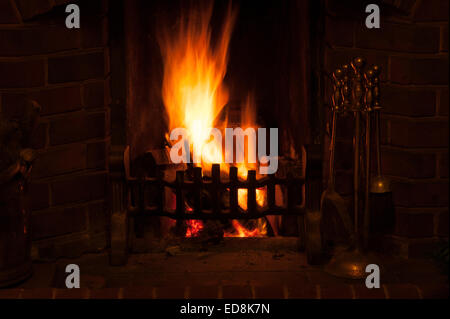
[185,219,204,238]
[159,3,267,238]
[224,220,267,238]
[158,2,236,167]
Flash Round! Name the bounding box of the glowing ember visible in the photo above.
[185,219,204,238]
[224,220,267,238]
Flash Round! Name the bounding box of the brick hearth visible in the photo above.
[0,248,448,299]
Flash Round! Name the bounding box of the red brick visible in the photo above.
[222,285,252,299]
[49,112,106,145]
[382,149,436,178]
[31,205,87,240]
[156,286,185,299]
[419,284,449,298]
[254,285,285,299]
[87,201,106,233]
[54,0,72,6]
[33,86,82,115]
[439,89,448,116]
[320,285,354,299]
[0,60,45,88]
[21,288,54,299]
[383,85,436,117]
[380,116,389,144]
[189,285,219,299]
[390,57,449,85]
[122,287,154,299]
[30,123,47,149]
[385,284,421,299]
[0,1,20,24]
[326,0,367,17]
[84,81,106,109]
[413,0,449,22]
[325,16,353,47]
[87,141,107,169]
[353,284,386,299]
[30,181,50,210]
[51,172,106,205]
[15,0,54,20]
[356,23,440,53]
[436,210,449,236]
[77,0,108,16]
[390,119,448,148]
[369,234,407,257]
[408,239,439,258]
[286,284,317,299]
[48,52,105,83]
[395,210,435,238]
[391,181,448,207]
[82,16,108,48]
[90,288,120,299]
[0,289,22,299]
[32,144,86,178]
[442,25,449,52]
[54,288,89,299]
[2,86,82,117]
[0,26,81,56]
[439,152,448,178]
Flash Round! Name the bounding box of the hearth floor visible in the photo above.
[1,244,448,299]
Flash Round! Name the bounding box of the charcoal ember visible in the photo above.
[223,217,274,237]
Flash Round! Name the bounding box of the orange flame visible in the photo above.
[159,2,236,166]
[185,219,204,238]
[159,4,267,238]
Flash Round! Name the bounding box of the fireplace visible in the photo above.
[0,0,448,300]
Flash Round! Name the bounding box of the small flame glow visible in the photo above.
[185,219,204,238]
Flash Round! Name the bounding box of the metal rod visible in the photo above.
[247,170,257,214]
[363,68,375,250]
[363,111,371,249]
[328,109,337,191]
[375,110,382,176]
[351,57,366,248]
[328,68,343,191]
[211,164,221,215]
[229,166,238,214]
[353,110,360,238]
[193,167,202,214]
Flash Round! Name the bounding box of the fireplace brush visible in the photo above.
[320,67,354,245]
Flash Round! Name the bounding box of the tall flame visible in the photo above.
[158,3,267,238]
[158,3,236,165]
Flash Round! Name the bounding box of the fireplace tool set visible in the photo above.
[324,57,385,279]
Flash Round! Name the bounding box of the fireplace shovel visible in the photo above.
[320,68,354,247]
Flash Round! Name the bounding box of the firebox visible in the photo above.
[107,0,324,265]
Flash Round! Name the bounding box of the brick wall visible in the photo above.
[0,0,110,259]
[324,0,448,257]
